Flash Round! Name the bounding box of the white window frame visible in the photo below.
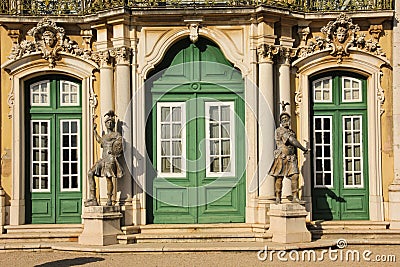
[31,120,51,193]
[205,101,235,177]
[30,80,50,106]
[60,119,81,192]
[312,77,332,103]
[313,116,334,188]
[343,115,364,188]
[156,102,186,178]
[342,77,363,103]
[60,80,80,107]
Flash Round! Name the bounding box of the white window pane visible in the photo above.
[352,80,359,88]
[221,140,230,155]
[323,90,330,100]
[161,124,170,139]
[209,106,219,121]
[161,157,171,172]
[315,91,322,100]
[71,85,78,93]
[161,107,170,122]
[172,107,181,121]
[344,90,351,100]
[352,90,360,100]
[161,141,170,156]
[71,94,78,104]
[33,94,40,103]
[172,158,181,173]
[172,124,181,138]
[210,157,220,172]
[222,157,230,172]
[221,123,230,138]
[172,141,181,156]
[353,118,361,130]
[344,79,351,88]
[221,106,230,121]
[210,124,219,138]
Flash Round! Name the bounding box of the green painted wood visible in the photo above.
[26,76,82,224]
[149,37,245,224]
[312,73,369,220]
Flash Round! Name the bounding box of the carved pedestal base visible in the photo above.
[78,206,122,246]
[267,203,311,243]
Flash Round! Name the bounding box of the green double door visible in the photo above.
[148,37,246,223]
[26,76,82,224]
[311,73,369,220]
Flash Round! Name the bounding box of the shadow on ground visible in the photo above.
[34,257,105,267]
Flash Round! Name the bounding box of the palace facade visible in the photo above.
[0,0,399,238]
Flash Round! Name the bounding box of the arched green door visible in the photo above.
[147,38,246,223]
[25,75,82,224]
[311,72,369,220]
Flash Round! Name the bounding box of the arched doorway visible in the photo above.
[146,37,246,223]
[25,75,83,224]
[311,71,369,220]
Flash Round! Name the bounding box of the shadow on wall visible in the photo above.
[34,257,105,267]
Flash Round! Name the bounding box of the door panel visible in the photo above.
[152,94,245,223]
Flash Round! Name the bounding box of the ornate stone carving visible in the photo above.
[280,47,297,65]
[377,71,385,115]
[7,84,14,119]
[257,44,280,61]
[297,26,310,47]
[110,47,131,65]
[294,88,302,116]
[188,23,200,43]
[7,18,92,68]
[92,50,112,68]
[296,13,386,63]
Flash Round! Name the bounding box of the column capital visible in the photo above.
[279,46,297,65]
[110,46,131,65]
[257,44,279,63]
[92,50,113,68]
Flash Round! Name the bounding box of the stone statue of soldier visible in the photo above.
[269,102,309,204]
[85,110,124,206]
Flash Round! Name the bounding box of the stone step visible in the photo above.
[1,224,82,243]
[117,232,272,244]
[138,223,258,234]
[308,221,389,230]
[121,225,140,235]
[0,233,80,243]
[5,224,83,234]
[311,229,400,240]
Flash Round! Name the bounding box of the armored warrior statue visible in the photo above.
[86,110,124,206]
[269,102,309,204]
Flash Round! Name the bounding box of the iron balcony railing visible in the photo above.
[0,0,394,15]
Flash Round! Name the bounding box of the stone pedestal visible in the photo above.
[79,206,122,246]
[267,203,311,243]
[389,184,400,229]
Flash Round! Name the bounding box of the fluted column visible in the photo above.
[257,44,278,200]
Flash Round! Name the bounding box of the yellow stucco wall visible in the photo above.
[1,26,14,205]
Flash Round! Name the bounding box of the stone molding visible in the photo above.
[7,18,94,68]
[296,13,386,63]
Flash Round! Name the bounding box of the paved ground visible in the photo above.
[0,244,398,267]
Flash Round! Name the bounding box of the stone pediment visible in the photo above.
[7,18,93,68]
[297,13,386,63]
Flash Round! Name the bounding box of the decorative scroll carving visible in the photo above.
[7,18,93,68]
[257,44,280,61]
[110,47,131,65]
[294,87,302,116]
[377,71,385,115]
[7,83,14,119]
[89,75,98,119]
[296,13,386,63]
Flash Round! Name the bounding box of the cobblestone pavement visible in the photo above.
[0,245,398,267]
